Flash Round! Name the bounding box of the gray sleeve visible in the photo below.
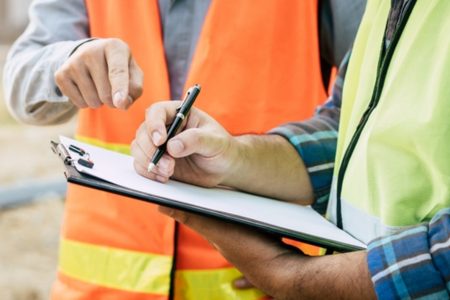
[320,0,366,66]
[3,0,90,125]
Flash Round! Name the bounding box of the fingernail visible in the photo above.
[168,139,184,154]
[113,91,124,107]
[233,278,247,288]
[152,131,162,145]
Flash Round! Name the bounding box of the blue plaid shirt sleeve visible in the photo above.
[367,208,450,299]
[268,52,350,214]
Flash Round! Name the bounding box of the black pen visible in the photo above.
[147,84,201,172]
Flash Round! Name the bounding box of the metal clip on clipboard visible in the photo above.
[51,141,94,168]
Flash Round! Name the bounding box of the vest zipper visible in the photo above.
[335,0,417,229]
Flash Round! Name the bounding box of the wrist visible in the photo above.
[69,38,98,57]
[219,134,313,202]
[289,252,376,300]
[220,135,247,188]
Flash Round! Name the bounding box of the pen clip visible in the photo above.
[176,89,192,112]
[176,84,201,112]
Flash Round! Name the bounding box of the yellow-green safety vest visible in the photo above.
[327,0,450,244]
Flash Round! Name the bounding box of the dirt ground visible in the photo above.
[0,45,76,300]
[0,198,64,300]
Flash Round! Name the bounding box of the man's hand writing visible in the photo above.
[131,101,239,187]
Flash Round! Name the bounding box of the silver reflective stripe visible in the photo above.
[308,162,335,173]
[327,179,414,244]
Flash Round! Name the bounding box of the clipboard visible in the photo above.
[52,136,366,253]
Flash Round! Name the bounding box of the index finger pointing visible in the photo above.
[105,39,131,109]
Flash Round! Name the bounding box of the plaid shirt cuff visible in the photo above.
[269,120,338,214]
[367,208,450,299]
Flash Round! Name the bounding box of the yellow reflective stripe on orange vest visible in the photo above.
[59,238,172,295]
[175,268,265,300]
[75,135,131,155]
[60,238,264,299]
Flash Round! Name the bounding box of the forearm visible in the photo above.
[256,251,376,300]
[265,53,348,211]
[216,229,375,299]
[223,134,314,204]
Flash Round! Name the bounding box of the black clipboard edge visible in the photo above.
[63,163,365,253]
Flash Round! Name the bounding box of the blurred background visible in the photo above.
[1,0,76,299]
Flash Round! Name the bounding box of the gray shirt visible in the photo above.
[3,0,366,125]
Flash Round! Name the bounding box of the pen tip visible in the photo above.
[147,163,156,173]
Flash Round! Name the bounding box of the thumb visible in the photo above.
[166,128,226,158]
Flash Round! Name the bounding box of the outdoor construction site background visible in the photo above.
[1,1,73,298]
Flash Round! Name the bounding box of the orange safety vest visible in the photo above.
[52,1,327,299]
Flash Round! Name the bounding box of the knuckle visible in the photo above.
[156,168,169,178]
[167,158,175,171]
[89,102,102,109]
[85,98,102,108]
[66,63,82,77]
[55,63,71,78]
[145,104,166,126]
[72,48,97,67]
[77,49,91,61]
[145,104,158,118]
[71,99,87,109]
[106,38,129,52]
[109,66,127,77]
[93,100,103,108]
[100,93,113,105]
[190,129,202,144]
[81,51,98,65]
[54,70,64,85]
[146,170,158,180]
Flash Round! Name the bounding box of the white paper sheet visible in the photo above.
[60,136,366,250]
